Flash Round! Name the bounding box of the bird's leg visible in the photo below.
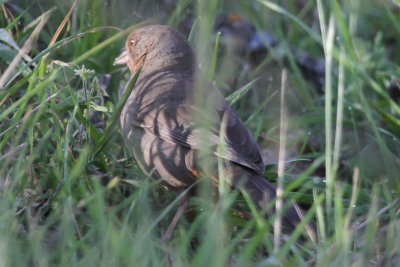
[162,192,190,241]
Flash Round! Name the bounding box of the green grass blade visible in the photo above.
[92,66,142,158]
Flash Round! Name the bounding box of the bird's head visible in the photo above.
[114,25,193,74]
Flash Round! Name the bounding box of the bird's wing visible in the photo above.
[178,102,265,174]
[126,89,265,174]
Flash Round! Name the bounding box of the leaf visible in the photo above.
[225,78,259,105]
[0,29,20,50]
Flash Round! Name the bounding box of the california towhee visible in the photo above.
[114,25,315,241]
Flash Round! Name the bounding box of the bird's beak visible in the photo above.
[113,50,129,66]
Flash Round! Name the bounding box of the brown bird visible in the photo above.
[114,24,316,242]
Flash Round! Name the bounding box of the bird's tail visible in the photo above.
[227,165,317,242]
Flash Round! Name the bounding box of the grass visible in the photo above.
[1,0,400,266]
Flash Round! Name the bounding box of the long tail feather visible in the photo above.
[228,165,317,242]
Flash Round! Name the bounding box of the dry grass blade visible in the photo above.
[274,69,287,253]
[0,9,53,89]
[43,0,79,61]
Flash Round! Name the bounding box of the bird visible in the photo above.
[114,24,316,242]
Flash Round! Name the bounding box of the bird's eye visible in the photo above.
[130,40,135,44]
